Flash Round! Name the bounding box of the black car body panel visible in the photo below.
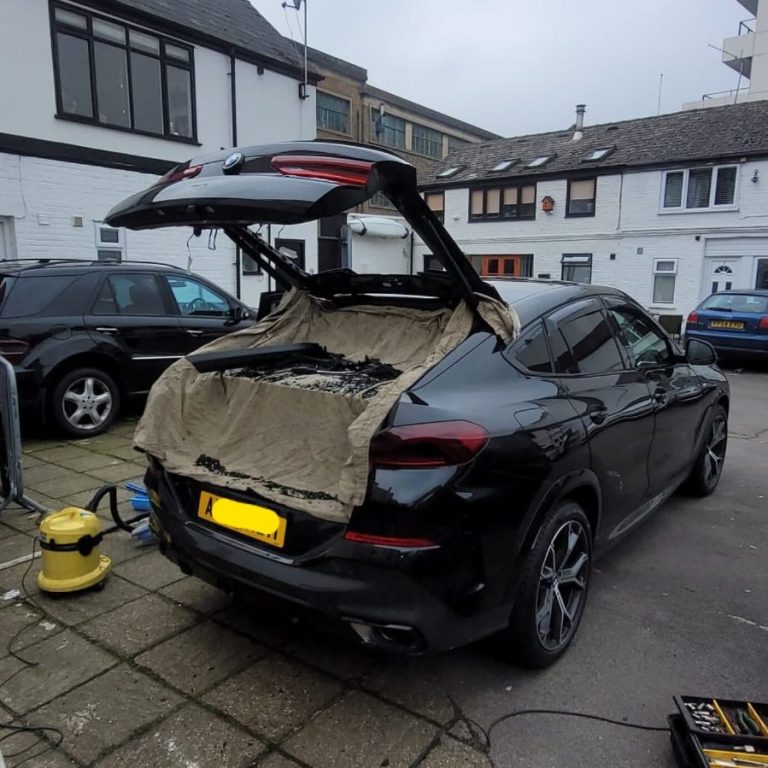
[106,141,729,655]
[0,261,254,422]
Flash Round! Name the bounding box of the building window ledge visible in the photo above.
[658,206,738,215]
[55,113,202,146]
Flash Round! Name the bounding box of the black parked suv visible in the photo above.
[0,260,254,437]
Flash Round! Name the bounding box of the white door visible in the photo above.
[707,259,740,295]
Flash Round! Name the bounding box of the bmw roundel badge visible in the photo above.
[222,151,244,173]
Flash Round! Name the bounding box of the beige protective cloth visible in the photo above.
[134,290,519,522]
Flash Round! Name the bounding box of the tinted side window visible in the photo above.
[603,298,672,367]
[101,274,167,316]
[509,322,553,374]
[550,299,624,375]
[2,275,79,317]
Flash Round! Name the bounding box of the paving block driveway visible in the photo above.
[1,371,766,768]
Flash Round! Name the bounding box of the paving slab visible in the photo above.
[99,532,158,566]
[32,574,147,627]
[34,473,104,499]
[362,661,455,724]
[0,629,117,714]
[81,593,197,656]
[160,576,233,615]
[0,601,63,657]
[283,690,438,768]
[85,463,145,484]
[0,533,33,566]
[103,445,143,462]
[56,453,125,472]
[203,654,343,741]
[420,735,492,767]
[20,463,73,486]
[30,446,97,464]
[136,620,267,695]
[96,703,265,768]
[114,551,186,591]
[285,629,384,682]
[31,663,182,765]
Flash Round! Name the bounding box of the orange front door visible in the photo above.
[479,256,523,277]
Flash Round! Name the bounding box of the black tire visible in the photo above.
[502,500,592,668]
[681,404,728,497]
[50,367,120,438]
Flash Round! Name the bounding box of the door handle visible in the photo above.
[95,327,118,334]
[586,404,608,424]
[653,388,669,406]
[186,329,204,336]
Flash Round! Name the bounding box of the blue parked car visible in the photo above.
[685,290,768,360]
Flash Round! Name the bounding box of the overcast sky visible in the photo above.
[252,0,748,136]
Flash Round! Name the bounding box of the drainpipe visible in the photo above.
[230,51,242,298]
[572,104,586,141]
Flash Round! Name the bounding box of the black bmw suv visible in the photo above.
[0,260,254,436]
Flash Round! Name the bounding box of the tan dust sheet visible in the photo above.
[134,290,518,522]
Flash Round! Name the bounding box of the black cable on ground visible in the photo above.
[0,723,64,768]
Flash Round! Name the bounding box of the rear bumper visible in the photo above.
[147,471,506,653]
[684,330,768,358]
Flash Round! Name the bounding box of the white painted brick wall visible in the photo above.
[421,161,768,317]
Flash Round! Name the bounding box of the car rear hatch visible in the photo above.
[688,292,768,348]
[106,142,518,556]
[106,141,499,310]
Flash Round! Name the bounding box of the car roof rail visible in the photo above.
[0,258,185,271]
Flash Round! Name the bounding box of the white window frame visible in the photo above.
[651,258,678,306]
[659,165,739,213]
[94,221,125,262]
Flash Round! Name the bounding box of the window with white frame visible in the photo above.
[652,259,677,304]
[94,222,125,262]
[661,166,737,211]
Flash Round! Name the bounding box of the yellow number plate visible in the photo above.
[709,320,744,330]
[197,491,287,548]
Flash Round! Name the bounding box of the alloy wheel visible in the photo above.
[61,376,113,431]
[535,520,590,651]
[703,414,727,488]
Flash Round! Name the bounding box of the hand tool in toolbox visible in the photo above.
[669,695,768,768]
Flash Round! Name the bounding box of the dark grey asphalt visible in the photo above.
[427,369,768,768]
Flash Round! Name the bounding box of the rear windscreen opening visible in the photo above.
[701,293,768,313]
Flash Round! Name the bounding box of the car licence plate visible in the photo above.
[709,320,744,330]
[197,491,287,548]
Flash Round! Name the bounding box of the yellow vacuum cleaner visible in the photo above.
[37,506,111,592]
[36,484,149,593]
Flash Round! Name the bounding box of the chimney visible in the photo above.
[572,104,586,141]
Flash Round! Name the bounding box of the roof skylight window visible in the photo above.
[526,155,555,168]
[583,147,615,162]
[489,159,518,173]
[437,166,464,178]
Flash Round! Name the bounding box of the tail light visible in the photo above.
[370,420,489,469]
[271,155,372,187]
[687,312,699,326]
[759,316,768,330]
[0,338,30,364]
[157,164,202,185]
[343,531,437,549]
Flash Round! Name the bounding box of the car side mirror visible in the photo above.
[685,338,717,366]
[224,305,249,326]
